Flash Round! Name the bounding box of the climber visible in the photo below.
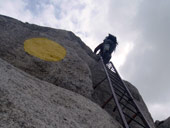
[94,34,118,64]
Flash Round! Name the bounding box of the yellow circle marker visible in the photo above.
[24,38,66,61]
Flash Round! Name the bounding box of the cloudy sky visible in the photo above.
[0,0,169,121]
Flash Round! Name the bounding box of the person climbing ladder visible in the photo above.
[94,34,118,64]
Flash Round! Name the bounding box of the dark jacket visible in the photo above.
[94,39,117,55]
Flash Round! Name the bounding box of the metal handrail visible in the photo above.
[94,56,152,128]
[109,62,152,128]
[100,56,129,128]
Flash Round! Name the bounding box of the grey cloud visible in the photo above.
[120,0,170,119]
[108,0,139,40]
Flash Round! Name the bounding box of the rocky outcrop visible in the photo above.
[0,58,122,128]
[155,117,170,128]
[0,14,157,128]
[0,14,96,99]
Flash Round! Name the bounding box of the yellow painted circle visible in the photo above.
[24,38,66,61]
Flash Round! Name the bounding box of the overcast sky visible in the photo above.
[0,0,169,121]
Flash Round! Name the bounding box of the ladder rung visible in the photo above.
[113,106,117,112]
[106,65,114,70]
[94,76,107,89]
[110,77,126,90]
[119,101,137,114]
[108,71,121,82]
[102,95,113,108]
[107,67,115,73]
[111,79,127,93]
[127,113,138,124]
[115,92,134,107]
[113,94,136,113]
[123,113,146,127]
[113,99,135,113]
[113,86,130,100]
[113,92,126,112]
[108,71,120,82]
[107,69,117,76]
[109,74,126,90]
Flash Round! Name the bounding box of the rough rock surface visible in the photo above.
[0,58,122,128]
[0,14,96,99]
[0,14,158,128]
[155,117,170,128]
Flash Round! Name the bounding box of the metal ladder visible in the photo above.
[94,56,152,128]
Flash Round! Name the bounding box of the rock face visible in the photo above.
[0,14,157,128]
[0,58,122,128]
[155,117,170,128]
[0,14,96,99]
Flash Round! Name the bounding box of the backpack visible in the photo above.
[107,34,117,43]
[103,39,113,53]
[103,43,110,53]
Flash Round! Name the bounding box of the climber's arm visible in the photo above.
[94,43,103,54]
